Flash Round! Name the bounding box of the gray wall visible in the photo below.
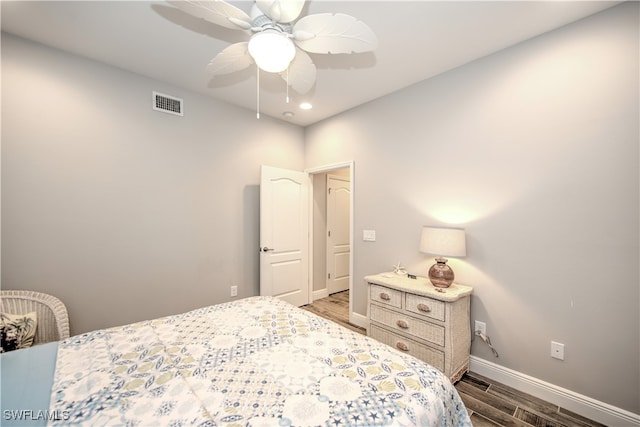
[312,173,328,293]
[1,34,305,334]
[305,3,639,414]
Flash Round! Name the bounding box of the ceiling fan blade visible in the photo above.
[168,0,252,30]
[206,42,254,76]
[255,0,305,24]
[282,49,316,94]
[293,13,378,54]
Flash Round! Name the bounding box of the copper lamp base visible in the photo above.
[428,257,454,288]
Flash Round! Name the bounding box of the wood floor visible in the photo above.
[301,291,605,427]
[300,289,366,335]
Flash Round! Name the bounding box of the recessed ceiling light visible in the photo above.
[299,102,313,110]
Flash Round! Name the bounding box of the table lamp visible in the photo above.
[419,226,466,288]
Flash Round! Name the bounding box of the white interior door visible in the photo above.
[326,175,351,294]
[260,165,310,306]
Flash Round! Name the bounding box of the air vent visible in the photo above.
[152,91,183,116]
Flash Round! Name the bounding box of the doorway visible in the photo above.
[259,162,355,325]
[307,162,354,326]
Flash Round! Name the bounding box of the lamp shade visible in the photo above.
[419,226,466,257]
[248,30,296,73]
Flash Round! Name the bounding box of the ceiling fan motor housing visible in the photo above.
[252,13,292,35]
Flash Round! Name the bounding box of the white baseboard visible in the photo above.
[470,356,640,426]
[312,289,329,301]
[350,311,368,330]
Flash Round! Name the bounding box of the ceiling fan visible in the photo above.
[168,0,378,98]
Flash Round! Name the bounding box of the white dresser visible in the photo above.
[366,273,472,382]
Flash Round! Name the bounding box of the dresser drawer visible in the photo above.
[369,325,445,372]
[369,284,402,309]
[370,304,445,346]
[405,293,445,322]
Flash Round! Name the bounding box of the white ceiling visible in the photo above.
[1,1,620,126]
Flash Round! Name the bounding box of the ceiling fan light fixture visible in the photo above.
[248,29,296,73]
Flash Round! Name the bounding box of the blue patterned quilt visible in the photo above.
[49,296,471,426]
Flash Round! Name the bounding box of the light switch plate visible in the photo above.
[363,230,376,241]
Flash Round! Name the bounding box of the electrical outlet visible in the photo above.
[230,285,238,297]
[551,341,565,360]
[475,320,486,336]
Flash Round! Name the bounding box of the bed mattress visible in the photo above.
[2,296,471,426]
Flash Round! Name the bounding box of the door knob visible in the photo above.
[261,246,275,252]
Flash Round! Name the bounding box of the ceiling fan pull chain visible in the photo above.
[286,68,290,104]
[256,65,260,119]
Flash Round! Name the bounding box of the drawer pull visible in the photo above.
[396,320,409,329]
[396,342,409,352]
[379,292,391,301]
[417,303,431,313]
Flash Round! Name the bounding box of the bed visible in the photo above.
[2,296,471,426]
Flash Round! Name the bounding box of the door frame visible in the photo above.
[305,161,357,327]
